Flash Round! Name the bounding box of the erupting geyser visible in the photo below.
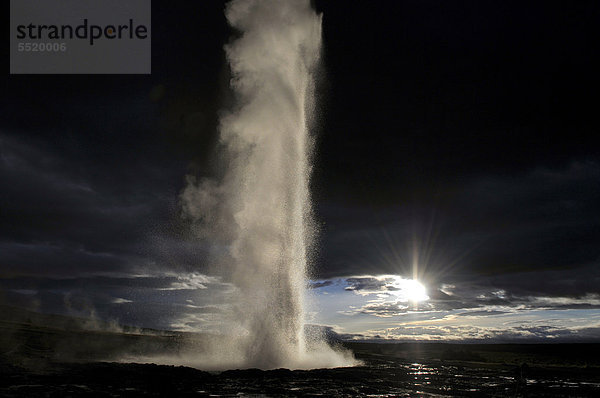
[181,0,356,369]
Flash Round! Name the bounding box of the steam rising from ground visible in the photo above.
[179,0,356,369]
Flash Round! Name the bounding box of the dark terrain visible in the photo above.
[1,306,599,397]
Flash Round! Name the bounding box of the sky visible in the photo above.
[2,0,600,342]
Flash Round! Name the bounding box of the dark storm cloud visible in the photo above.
[0,2,233,327]
[314,0,599,199]
[316,162,600,302]
[344,276,401,293]
[0,94,224,327]
[1,134,135,273]
[0,133,205,277]
[0,272,233,330]
[0,274,218,292]
[453,162,600,273]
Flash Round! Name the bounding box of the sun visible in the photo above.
[388,276,429,303]
[404,279,428,303]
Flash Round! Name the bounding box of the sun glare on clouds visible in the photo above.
[344,274,430,303]
[390,277,429,303]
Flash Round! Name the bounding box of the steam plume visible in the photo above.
[181,0,355,369]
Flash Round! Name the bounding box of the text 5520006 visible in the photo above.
[17,42,67,52]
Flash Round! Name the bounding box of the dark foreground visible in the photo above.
[1,307,600,397]
[3,344,600,397]
[2,350,600,397]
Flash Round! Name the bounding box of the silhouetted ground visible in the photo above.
[1,306,600,397]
